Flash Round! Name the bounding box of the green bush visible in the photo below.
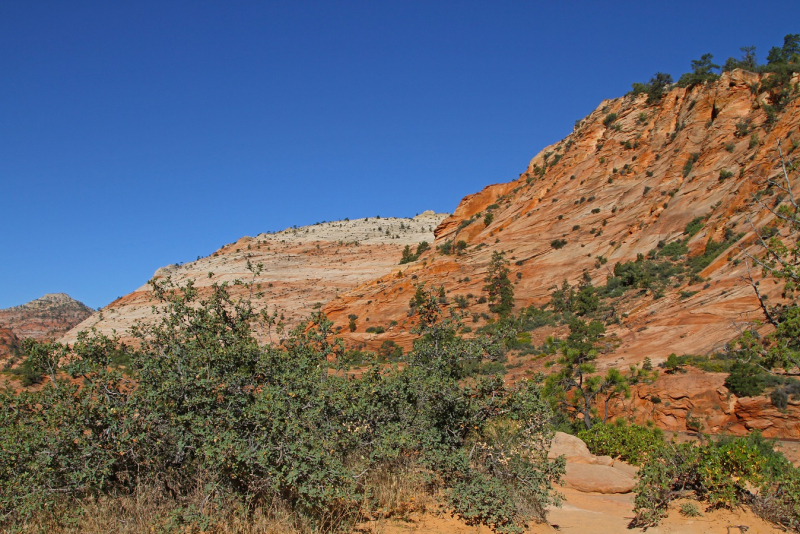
[578,421,664,465]
[0,279,564,533]
[725,362,767,397]
[632,432,800,529]
[603,113,618,127]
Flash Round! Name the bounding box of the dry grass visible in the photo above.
[13,467,438,534]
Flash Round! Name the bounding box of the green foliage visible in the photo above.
[484,212,495,226]
[578,421,665,466]
[676,53,720,88]
[550,239,567,249]
[548,277,599,318]
[377,340,403,362]
[611,253,684,291]
[719,169,734,181]
[679,502,702,517]
[483,252,515,317]
[687,231,742,273]
[437,240,453,255]
[543,318,621,429]
[725,362,767,397]
[399,244,416,264]
[631,432,800,529]
[0,280,565,533]
[684,216,706,237]
[723,45,758,72]
[682,152,700,177]
[602,113,617,127]
[630,72,673,104]
[657,239,689,259]
[399,241,430,264]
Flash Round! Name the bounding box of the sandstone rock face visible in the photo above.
[549,432,637,493]
[319,72,800,438]
[61,213,448,345]
[326,71,799,364]
[605,367,800,439]
[0,327,21,364]
[56,71,800,437]
[0,293,93,342]
[563,463,637,494]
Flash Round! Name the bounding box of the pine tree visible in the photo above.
[483,251,514,316]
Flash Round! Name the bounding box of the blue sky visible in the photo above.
[1,1,798,309]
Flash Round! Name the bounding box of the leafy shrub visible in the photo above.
[550,239,567,249]
[725,362,767,397]
[684,216,706,237]
[578,421,664,465]
[0,280,565,533]
[683,153,700,177]
[629,72,673,104]
[603,113,618,127]
[719,169,734,181]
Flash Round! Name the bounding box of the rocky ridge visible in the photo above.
[61,212,448,345]
[57,70,800,437]
[0,293,93,342]
[319,70,800,434]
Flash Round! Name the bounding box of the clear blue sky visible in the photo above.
[1,1,797,309]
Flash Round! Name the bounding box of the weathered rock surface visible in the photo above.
[61,212,448,345]
[56,71,800,437]
[326,70,798,362]
[0,293,93,341]
[563,462,637,494]
[549,432,637,494]
[318,71,800,434]
[0,327,21,364]
[605,367,800,439]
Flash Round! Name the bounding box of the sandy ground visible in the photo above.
[357,487,783,533]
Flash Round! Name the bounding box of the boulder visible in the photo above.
[563,463,637,494]
[548,432,593,463]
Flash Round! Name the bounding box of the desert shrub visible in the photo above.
[687,232,742,273]
[629,72,673,104]
[377,340,403,362]
[682,153,700,177]
[519,306,558,330]
[578,421,665,466]
[631,432,799,529]
[657,240,689,259]
[725,362,767,397]
[550,239,567,250]
[1,279,564,533]
[684,216,706,237]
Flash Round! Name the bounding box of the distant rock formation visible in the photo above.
[0,293,93,341]
[60,213,448,345]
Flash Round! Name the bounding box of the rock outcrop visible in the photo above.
[61,213,448,345]
[325,70,799,363]
[57,71,800,436]
[0,293,93,342]
[549,432,637,494]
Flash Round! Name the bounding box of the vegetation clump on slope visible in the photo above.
[1,273,563,533]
